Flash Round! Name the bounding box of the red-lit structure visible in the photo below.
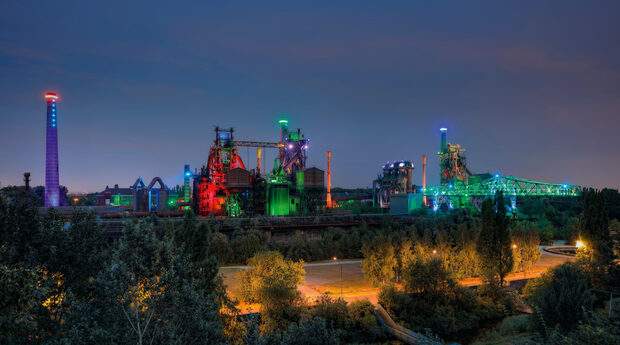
[194,127,249,216]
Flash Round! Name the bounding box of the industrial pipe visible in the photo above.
[326,151,332,208]
[257,148,262,174]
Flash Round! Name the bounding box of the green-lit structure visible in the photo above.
[263,121,324,216]
[420,128,581,213]
[379,127,582,215]
[422,174,581,212]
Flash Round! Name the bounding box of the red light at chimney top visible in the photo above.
[45,93,59,100]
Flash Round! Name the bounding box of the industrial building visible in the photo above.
[94,119,326,217]
[36,91,580,219]
[192,120,325,217]
[373,127,582,215]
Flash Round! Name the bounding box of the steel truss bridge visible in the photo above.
[422,174,581,198]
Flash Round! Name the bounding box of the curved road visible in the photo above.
[220,259,362,270]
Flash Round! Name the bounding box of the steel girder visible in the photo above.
[422,175,581,197]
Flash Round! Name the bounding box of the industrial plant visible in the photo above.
[372,127,581,215]
[96,118,329,217]
[41,92,581,217]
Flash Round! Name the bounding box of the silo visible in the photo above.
[268,184,290,216]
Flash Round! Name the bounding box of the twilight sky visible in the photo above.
[1,1,619,193]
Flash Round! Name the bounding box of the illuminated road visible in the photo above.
[221,249,573,315]
[220,259,362,270]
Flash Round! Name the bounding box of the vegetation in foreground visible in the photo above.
[1,187,619,344]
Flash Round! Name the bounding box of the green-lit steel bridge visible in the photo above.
[421,174,581,212]
[422,174,581,197]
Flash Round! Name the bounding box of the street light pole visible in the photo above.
[522,247,526,280]
[340,261,343,298]
[333,256,342,299]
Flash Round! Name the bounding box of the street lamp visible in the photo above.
[333,256,342,298]
[576,240,584,248]
[513,244,526,279]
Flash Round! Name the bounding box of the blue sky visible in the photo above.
[1,1,619,192]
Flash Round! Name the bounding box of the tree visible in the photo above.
[527,262,595,332]
[310,295,349,329]
[380,258,487,335]
[510,221,542,275]
[238,251,304,303]
[281,317,340,345]
[346,300,384,342]
[394,238,414,282]
[209,231,233,264]
[54,209,109,300]
[237,251,305,331]
[59,220,223,345]
[231,229,267,263]
[287,231,310,261]
[476,192,514,286]
[361,234,396,285]
[403,258,454,304]
[0,265,54,345]
[579,190,613,264]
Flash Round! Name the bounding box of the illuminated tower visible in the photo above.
[44,92,60,207]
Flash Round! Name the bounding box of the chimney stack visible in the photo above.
[326,151,332,208]
[24,172,31,191]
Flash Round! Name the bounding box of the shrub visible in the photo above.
[527,262,594,332]
[499,315,530,335]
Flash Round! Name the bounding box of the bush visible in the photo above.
[281,317,340,345]
[499,315,530,335]
[527,262,594,332]
[346,300,384,342]
[209,232,233,264]
[231,229,267,263]
[379,259,496,335]
[310,295,349,329]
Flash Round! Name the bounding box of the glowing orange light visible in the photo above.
[73,198,79,202]
[45,93,59,100]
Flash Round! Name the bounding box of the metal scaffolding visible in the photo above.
[422,174,581,198]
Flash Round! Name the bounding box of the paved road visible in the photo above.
[220,259,362,270]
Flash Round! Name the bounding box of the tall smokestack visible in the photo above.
[44,92,60,207]
[279,119,288,143]
[440,127,447,152]
[422,155,427,206]
[326,151,332,208]
[257,148,262,174]
[24,172,31,192]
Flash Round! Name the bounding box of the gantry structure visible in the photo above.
[422,174,581,198]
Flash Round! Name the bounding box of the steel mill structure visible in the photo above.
[190,120,325,217]
[42,90,576,217]
[374,127,581,214]
[44,93,60,207]
[372,160,415,209]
